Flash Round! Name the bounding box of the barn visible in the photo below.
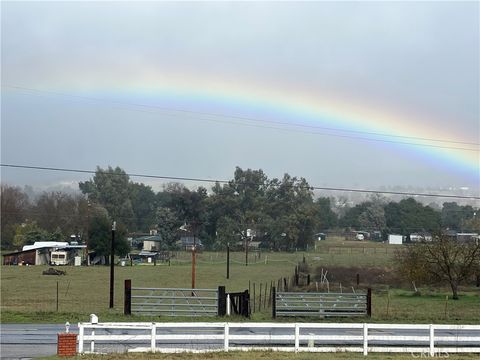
[2,241,86,265]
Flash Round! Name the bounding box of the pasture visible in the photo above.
[2,238,479,323]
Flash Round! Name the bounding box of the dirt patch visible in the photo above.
[312,266,402,288]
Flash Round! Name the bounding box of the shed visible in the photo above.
[2,241,86,266]
[388,234,403,245]
[132,235,163,252]
[3,249,38,265]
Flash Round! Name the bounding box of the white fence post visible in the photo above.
[363,323,368,356]
[227,294,231,316]
[151,323,156,353]
[90,328,95,353]
[429,324,434,357]
[78,323,84,353]
[224,323,230,352]
[294,323,300,352]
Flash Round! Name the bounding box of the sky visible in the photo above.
[1,1,479,196]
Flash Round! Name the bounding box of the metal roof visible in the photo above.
[133,235,163,242]
[22,242,69,251]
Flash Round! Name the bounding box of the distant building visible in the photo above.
[3,241,86,265]
[133,234,163,252]
[409,233,432,242]
[388,234,403,245]
[456,233,479,243]
[445,231,479,243]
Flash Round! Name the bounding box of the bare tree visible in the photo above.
[396,234,480,299]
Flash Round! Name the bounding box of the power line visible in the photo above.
[3,84,479,152]
[2,163,479,200]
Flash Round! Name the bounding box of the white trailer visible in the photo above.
[51,250,70,265]
[388,234,403,245]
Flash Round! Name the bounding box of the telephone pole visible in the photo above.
[109,221,116,308]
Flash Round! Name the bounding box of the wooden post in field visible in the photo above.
[226,244,230,279]
[124,279,131,315]
[367,288,372,317]
[259,283,262,311]
[109,221,116,309]
[444,295,448,319]
[218,286,226,316]
[264,282,268,309]
[386,290,390,317]
[272,286,276,319]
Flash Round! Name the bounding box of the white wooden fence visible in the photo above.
[78,319,480,356]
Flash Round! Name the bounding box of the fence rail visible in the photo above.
[77,320,480,356]
[273,287,371,318]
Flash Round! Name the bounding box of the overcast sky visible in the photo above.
[1,1,479,195]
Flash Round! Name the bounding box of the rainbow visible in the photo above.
[36,70,480,181]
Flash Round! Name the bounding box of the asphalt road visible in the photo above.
[0,324,77,359]
[1,323,479,359]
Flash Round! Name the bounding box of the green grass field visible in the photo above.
[2,237,479,324]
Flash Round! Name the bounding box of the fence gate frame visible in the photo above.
[272,287,372,318]
[124,279,226,317]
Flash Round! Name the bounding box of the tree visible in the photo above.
[358,202,386,231]
[396,234,480,299]
[464,215,480,232]
[315,197,337,230]
[88,206,130,261]
[33,191,82,236]
[384,198,441,236]
[12,222,63,248]
[264,174,316,250]
[129,182,157,232]
[155,207,180,249]
[157,182,209,246]
[79,166,135,229]
[339,202,370,229]
[441,202,475,231]
[1,185,30,249]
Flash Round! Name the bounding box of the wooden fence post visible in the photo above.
[272,286,276,319]
[218,286,226,316]
[245,289,251,317]
[124,279,131,315]
[367,287,372,317]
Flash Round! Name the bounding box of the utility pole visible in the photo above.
[226,243,230,279]
[109,221,116,308]
[191,221,196,290]
[86,200,91,266]
[245,236,248,266]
